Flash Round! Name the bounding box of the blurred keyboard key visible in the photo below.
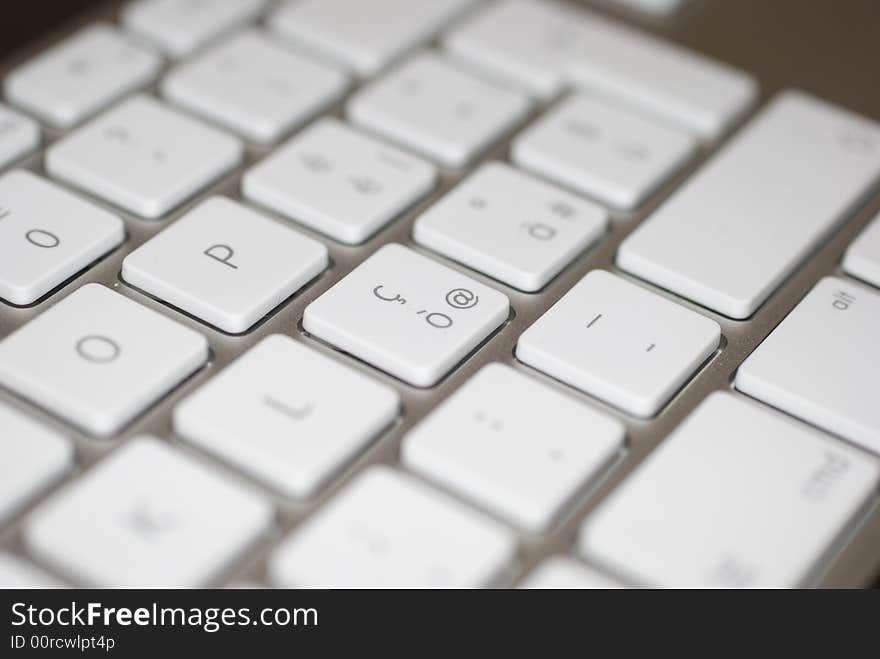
[348,53,530,168]
[0,284,208,436]
[517,270,719,417]
[122,0,267,58]
[304,244,509,387]
[243,118,436,244]
[0,104,39,168]
[618,91,880,318]
[580,393,879,587]
[403,363,624,532]
[25,437,272,587]
[0,552,65,589]
[271,0,476,77]
[4,24,160,128]
[843,212,880,289]
[270,466,516,588]
[46,95,243,219]
[0,402,73,525]
[512,93,697,210]
[0,170,124,305]
[175,335,399,499]
[737,277,880,455]
[414,162,606,291]
[162,30,349,145]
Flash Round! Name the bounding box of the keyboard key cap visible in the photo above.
[843,212,880,289]
[122,197,327,333]
[0,552,66,588]
[517,270,719,417]
[0,171,125,305]
[519,557,624,589]
[736,277,880,455]
[269,466,516,588]
[3,24,160,129]
[0,401,73,525]
[605,0,688,18]
[271,0,476,77]
[243,118,436,244]
[413,162,607,291]
[402,363,623,532]
[618,91,880,319]
[348,53,531,168]
[161,30,349,145]
[46,95,243,219]
[444,0,756,138]
[174,334,399,498]
[512,93,696,210]
[122,0,267,58]
[0,104,39,169]
[25,436,272,587]
[580,393,879,588]
[304,244,509,387]
[0,284,208,436]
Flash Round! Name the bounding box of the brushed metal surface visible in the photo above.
[1,0,878,588]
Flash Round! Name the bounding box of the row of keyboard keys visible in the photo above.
[270,0,477,77]
[0,170,124,305]
[122,196,328,334]
[444,0,757,139]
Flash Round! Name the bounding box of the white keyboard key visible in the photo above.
[517,270,720,417]
[122,197,327,333]
[269,466,516,588]
[512,93,696,210]
[413,162,607,291]
[25,437,272,587]
[618,91,880,319]
[304,244,509,387]
[0,104,39,168]
[0,284,208,437]
[122,0,267,58]
[580,393,879,587]
[175,335,399,498]
[161,30,349,145]
[736,277,880,455]
[347,53,531,169]
[46,95,243,219]
[444,0,756,138]
[0,553,65,589]
[0,402,73,525]
[3,24,160,129]
[403,363,623,532]
[605,0,688,17]
[843,212,880,289]
[271,0,475,77]
[0,171,125,305]
[243,118,436,244]
[520,557,624,589]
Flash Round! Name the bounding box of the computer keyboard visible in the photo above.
[0,0,879,589]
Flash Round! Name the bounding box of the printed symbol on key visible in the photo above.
[474,410,503,431]
[469,197,487,210]
[204,244,238,269]
[373,285,406,304]
[549,200,577,220]
[25,229,61,248]
[300,153,333,173]
[445,288,479,310]
[838,130,877,155]
[521,221,557,241]
[0,206,10,220]
[350,176,382,195]
[76,335,121,364]
[104,125,133,144]
[615,142,651,161]
[263,395,314,421]
[124,500,178,541]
